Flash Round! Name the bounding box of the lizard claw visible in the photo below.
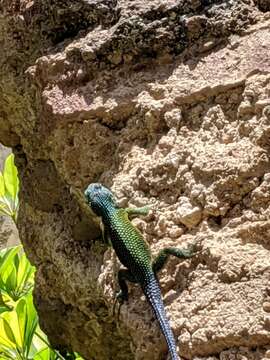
[187,240,200,254]
[187,240,207,259]
[113,291,128,320]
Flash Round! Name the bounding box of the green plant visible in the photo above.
[0,154,83,360]
[0,154,19,223]
[0,292,53,360]
[0,247,57,359]
[0,247,63,360]
[0,247,34,309]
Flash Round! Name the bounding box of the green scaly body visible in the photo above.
[105,209,152,283]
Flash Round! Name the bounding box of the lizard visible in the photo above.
[84,183,196,360]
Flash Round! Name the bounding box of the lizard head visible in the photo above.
[84,183,117,216]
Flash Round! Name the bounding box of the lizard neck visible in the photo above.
[99,203,118,225]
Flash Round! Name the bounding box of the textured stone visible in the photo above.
[176,197,202,228]
[0,1,270,360]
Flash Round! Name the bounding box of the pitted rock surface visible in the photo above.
[0,1,270,359]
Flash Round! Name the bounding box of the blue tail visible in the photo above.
[142,274,180,360]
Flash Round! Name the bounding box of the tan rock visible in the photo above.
[176,197,202,228]
[0,1,270,359]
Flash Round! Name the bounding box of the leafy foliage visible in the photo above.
[0,154,83,360]
[0,247,34,307]
[0,247,60,359]
[0,247,84,360]
[0,293,41,359]
[0,154,19,223]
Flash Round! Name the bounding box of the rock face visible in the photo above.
[0,1,270,359]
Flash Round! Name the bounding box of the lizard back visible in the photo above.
[106,208,152,283]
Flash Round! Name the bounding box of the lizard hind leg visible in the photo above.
[113,269,137,320]
[152,246,195,275]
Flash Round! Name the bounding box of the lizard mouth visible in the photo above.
[88,183,102,192]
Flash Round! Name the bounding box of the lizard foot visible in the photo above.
[113,291,128,320]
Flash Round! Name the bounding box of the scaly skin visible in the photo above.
[85,183,195,360]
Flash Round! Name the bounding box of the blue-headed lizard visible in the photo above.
[85,183,196,360]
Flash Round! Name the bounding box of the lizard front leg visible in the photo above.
[125,206,150,218]
[152,245,196,275]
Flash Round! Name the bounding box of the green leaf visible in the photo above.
[0,306,10,315]
[0,173,5,198]
[13,254,20,272]
[16,253,35,294]
[16,299,26,348]
[0,247,20,268]
[74,353,84,359]
[3,154,19,202]
[0,296,36,358]
[0,248,20,282]
[7,312,23,350]
[0,247,35,301]
[0,293,12,313]
[0,202,11,217]
[5,265,17,296]
[2,318,16,345]
[24,294,38,356]
[33,347,51,360]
